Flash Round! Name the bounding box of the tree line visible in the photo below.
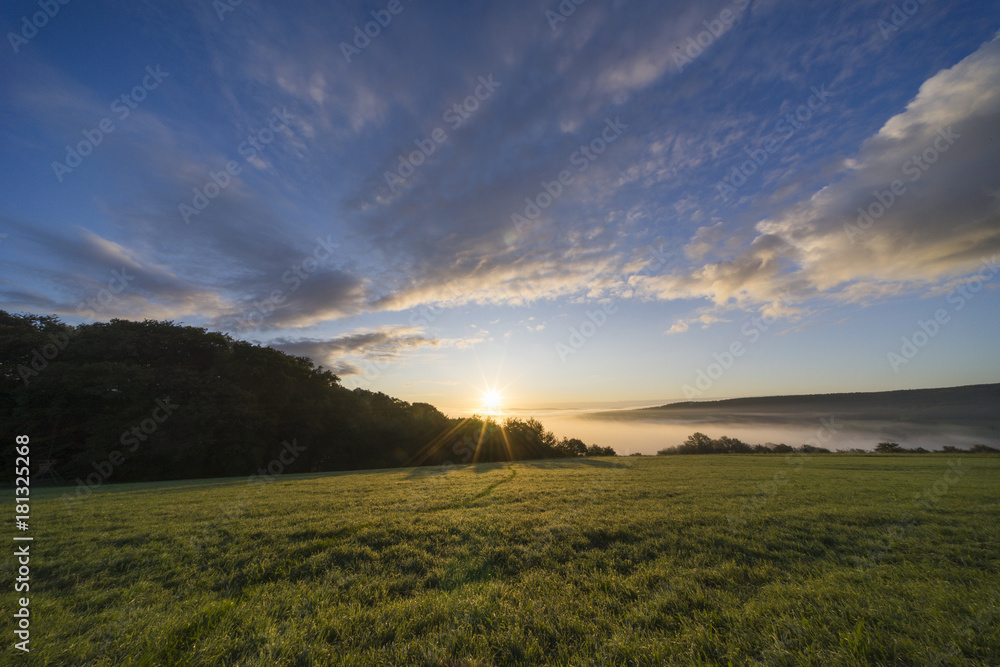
[0,311,615,485]
[656,432,998,455]
[656,432,832,455]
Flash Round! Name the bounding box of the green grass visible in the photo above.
[14,455,1000,665]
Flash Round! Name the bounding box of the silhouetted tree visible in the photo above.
[557,437,587,457]
[0,311,588,484]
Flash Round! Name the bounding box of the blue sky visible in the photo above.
[2,0,999,414]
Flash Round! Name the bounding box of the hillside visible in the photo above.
[588,384,1000,425]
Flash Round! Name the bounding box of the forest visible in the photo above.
[0,311,613,485]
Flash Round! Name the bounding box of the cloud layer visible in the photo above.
[632,33,1000,324]
[1,1,998,376]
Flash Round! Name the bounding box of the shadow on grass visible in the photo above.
[515,458,630,469]
[403,461,509,479]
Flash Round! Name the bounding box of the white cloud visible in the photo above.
[634,34,1000,322]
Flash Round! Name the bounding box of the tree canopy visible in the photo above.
[0,311,614,485]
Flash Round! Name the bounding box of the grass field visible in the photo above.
[15,455,1000,666]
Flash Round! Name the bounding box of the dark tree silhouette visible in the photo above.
[0,311,613,485]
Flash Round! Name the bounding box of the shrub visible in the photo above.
[586,444,618,457]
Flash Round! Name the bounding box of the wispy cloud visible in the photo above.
[637,33,1000,329]
[269,326,487,372]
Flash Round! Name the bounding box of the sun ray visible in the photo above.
[481,389,503,414]
[473,417,490,463]
[498,418,515,461]
[404,417,472,468]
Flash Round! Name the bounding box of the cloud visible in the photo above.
[666,311,729,335]
[369,243,624,315]
[0,221,231,321]
[684,221,729,261]
[273,328,432,357]
[6,0,776,329]
[3,1,997,352]
[268,325,489,374]
[217,269,369,332]
[633,33,1000,320]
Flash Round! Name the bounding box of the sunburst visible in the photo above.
[480,389,504,414]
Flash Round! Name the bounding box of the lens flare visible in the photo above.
[481,390,503,414]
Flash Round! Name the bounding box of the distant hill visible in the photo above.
[587,384,1000,425]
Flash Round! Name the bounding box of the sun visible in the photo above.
[480,390,504,414]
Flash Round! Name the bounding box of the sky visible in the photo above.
[1,0,999,416]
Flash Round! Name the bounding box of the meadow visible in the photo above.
[18,455,1000,666]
